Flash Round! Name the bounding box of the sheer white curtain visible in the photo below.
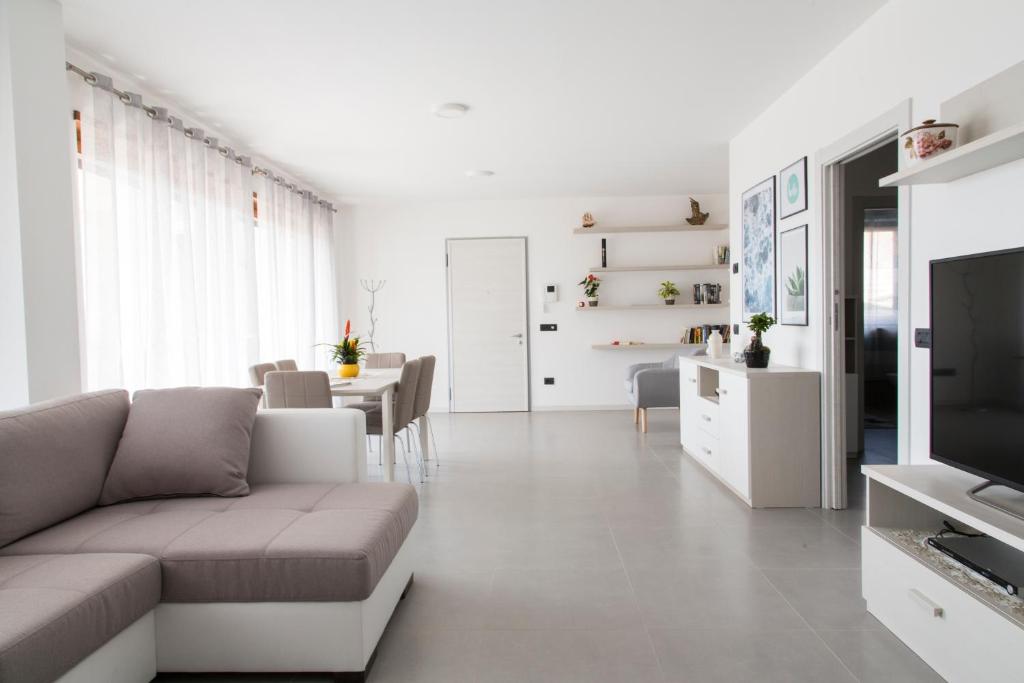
[72,74,337,391]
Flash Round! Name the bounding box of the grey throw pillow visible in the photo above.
[99,387,263,505]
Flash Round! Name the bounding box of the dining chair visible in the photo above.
[409,355,439,467]
[364,352,406,369]
[350,359,421,483]
[249,362,276,387]
[263,370,333,409]
[274,359,299,371]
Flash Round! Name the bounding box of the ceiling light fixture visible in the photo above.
[465,170,495,177]
[434,102,470,119]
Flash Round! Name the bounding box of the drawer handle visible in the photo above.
[908,588,944,618]
[701,414,712,422]
[701,446,712,455]
[719,388,728,395]
[688,378,697,384]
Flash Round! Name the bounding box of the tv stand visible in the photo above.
[968,481,1024,522]
[863,465,1024,682]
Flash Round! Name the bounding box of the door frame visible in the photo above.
[816,99,912,509]
[444,236,531,412]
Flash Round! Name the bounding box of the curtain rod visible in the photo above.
[66,61,337,213]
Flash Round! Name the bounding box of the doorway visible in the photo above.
[445,237,530,412]
[842,145,899,465]
[818,100,911,509]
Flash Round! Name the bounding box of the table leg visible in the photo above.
[381,386,395,482]
[418,415,430,462]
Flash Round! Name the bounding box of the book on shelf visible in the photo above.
[681,324,731,345]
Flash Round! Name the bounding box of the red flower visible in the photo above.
[344,319,351,337]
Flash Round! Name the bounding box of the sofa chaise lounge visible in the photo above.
[0,389,417,682]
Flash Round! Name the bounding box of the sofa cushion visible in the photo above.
[0,553,160,683]
[99,387,263,505]
[2,483,418,602]
[0,390,129,548]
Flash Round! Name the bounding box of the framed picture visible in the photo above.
[778,224,808,326]
[741,176,776,322]
[779,157,807,219]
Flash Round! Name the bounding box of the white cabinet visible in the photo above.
[678,356,820,507]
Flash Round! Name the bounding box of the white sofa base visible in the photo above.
[155,522,416,676]
[56,612,156,683]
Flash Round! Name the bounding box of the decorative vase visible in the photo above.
[744,335,770,368]
[902,119,958,166]
[707,329,724,358]
[339,363,360,378]
[588,297,599,307]
[664,298,675,305]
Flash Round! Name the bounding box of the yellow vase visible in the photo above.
[339,363,360,378]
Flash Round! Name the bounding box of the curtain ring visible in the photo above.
[144,106,158,119]
[84,72,99,85]
[118,92,132,104]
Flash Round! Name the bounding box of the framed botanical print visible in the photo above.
[741,176,776,322]
[778,224,808,326]
[779,156,807,219]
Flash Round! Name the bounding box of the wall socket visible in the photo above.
[543,377,555,385]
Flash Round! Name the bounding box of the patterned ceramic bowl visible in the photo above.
[902,119,958,166]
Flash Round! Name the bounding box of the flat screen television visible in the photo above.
[931,247,1024,494]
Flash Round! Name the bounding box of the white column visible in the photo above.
[0,0,81,408]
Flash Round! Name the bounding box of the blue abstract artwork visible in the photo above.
[742,177,776,322]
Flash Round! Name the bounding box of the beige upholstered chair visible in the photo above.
[351,359,421,482]
[410,355,438,466]
[263,371,333,409]
[274,359,299,371]
[364,352,406,369]
[248,362,276,387]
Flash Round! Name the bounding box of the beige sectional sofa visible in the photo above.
[0,390,418,682]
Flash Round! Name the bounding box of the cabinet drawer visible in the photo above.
[862,529,1024,683]
[688,426,719,471]
[694,397,719,437]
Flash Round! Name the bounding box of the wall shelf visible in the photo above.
[576,302,728,312]
[572,223,728,235]
[589,263,729,273]
[591,343,705,350]
[878,120,1024,187]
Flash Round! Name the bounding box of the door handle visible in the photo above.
[701,414,712,422]
[510,333,524,338]
[688,378,697,384]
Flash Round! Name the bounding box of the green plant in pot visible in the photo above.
[745,312,776,368]
[579,273,601,306]
[658,280,680,305]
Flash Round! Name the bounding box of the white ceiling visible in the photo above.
[60,0,886,203]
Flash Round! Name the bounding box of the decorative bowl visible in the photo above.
[902,119,958,166]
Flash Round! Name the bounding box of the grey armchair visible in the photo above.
[626,356,681,433]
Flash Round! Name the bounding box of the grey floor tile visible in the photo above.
[475,629,663,683]
[628,563,808,631]
[745,523,862,569]
[762,567,881,630]
[650,628,857,683]
[368,629,483,683]
[817,629,944,682]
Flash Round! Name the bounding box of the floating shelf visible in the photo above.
[591,343,705,350]
[589,263,729,273]
[879,120,1024,187]
[572,223,728,235]
[576,302,729,312]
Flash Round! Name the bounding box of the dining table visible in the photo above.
[329,369,405,482]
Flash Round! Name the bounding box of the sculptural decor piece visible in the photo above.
[685,198,709,225]
[581,212,595,228]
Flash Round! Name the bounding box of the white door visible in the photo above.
[719,373,750,498]
[446,237,529,412]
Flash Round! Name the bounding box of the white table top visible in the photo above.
[678,354,819,378]
[329,369,400,396]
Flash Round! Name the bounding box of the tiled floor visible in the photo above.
[156,410,941,683]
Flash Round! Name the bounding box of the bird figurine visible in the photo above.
[581,212,595,228]
[685,198,709,225]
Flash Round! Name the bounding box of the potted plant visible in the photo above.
[320,319,365,378]
[579,273,601,306]
[786,266,805,312]
[658,280,680,305]
[745,312,776,368]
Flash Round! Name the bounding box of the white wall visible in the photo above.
[0,0,81,408]
[337,194,729,411]
[729,0,1024,462]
